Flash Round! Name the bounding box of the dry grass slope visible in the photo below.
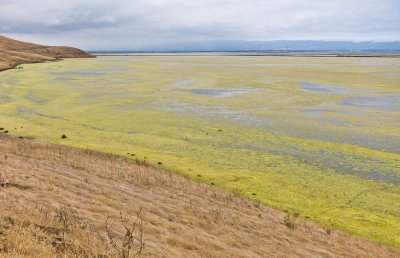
[0,35,93,71]
[0,135,399,257]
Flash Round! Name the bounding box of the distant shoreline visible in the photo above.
[91,51,400,58]
[2,51,398,74]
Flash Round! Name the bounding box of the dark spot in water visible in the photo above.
[40,115,64,120]
[158,162,163,165]
[61,134,67,139]
[127,131,139,135]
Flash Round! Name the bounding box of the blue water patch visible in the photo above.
[245,143,400,185]
[302,109,362,115]
[300,82,351,94]
[189,88,255,97]
[17,106,64,120]
[51,71,103,77]
[190,89,237,97]
[343,97,400,111]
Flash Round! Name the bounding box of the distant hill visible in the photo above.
[0,35,93,71]
[203,40,400,52]
[105,40,400,53]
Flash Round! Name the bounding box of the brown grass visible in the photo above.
[0,35,93,72]
[0,135,399,257]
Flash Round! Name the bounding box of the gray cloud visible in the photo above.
[1,0,399,50]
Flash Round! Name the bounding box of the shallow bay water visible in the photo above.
[1,55,400,246]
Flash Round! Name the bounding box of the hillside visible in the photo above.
[0,35,93,71]
[0,135,399,257]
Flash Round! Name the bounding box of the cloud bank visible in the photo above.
[1,0,399,50]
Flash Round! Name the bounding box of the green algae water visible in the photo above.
[1,55,400,246]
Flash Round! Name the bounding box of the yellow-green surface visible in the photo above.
[1,56,400,246]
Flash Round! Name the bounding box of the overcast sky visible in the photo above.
[1,0,399,50]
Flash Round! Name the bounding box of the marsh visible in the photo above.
[1,55,399,246]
